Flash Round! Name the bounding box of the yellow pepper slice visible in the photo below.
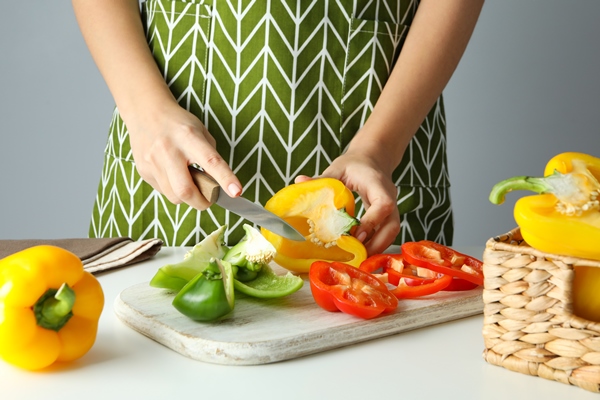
[261,178,367,273]
[0,245,104,370]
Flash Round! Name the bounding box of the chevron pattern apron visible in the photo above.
[89,0,454,246]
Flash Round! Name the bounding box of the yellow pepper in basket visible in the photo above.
[489,152,600,261]
[545,153,600,322]
[0,245,104,370]
[490,152,600,322]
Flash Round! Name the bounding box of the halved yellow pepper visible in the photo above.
[490,152,600,260]
[261,178,367,273]
[490,152,600,322]
[545,153,600,322]
[0,245,104,370]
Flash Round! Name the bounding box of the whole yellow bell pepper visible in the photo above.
[489,152,600,260]
[261,178,367,273]
[0,245,105,370]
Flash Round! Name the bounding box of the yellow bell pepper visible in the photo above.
[0,245,105,370]
[490,152,600,322]
[489,152,600,260]
[546,153,600,322]
[261,178,367,273]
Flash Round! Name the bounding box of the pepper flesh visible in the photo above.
[261,178,367,273]
[309,261,398,319]
[0,245,104,370]
[151,224,304,302]
[489,152,600,260]
[572,265,600,322]
[172,259,235,322]
[150,225,227,291]
[223,224,276,279]
[546,153,600,321]
[401,241,484,286]
[359,253,454,299]
[232,264,303,299]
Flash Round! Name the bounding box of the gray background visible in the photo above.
[1,1,598,246]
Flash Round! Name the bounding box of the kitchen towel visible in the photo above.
[0,237,163,274]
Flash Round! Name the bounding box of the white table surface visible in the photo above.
[2,246,597,400]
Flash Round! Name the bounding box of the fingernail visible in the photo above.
[357,231,367,243]
[228,183,242,197]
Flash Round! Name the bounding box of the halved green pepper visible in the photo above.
[172,259,235,322]
[233,264,304,299]
[150,225,227,291]
[224,224,276,282]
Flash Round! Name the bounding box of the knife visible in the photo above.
[188,166,305,241]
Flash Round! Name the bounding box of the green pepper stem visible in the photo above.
[338,208,360,233]
[33,283,76,331]
[489,176,553,204]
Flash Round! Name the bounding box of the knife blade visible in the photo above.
[188,166,305,241]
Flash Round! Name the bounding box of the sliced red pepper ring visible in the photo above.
[309,261,398,319]
[391,273,453,299]
[359,253,453,299]
[400,241,484,286]
[444,277,479,291]
[359,253,404,283]
[387,267,437,287]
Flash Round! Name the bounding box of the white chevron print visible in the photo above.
[90,0,453,247]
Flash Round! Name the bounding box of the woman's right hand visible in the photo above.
[72,0,241,210]
[126,101,242,210]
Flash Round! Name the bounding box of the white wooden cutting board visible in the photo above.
[114,262,483,365]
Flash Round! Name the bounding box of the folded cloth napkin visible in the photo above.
[0,237,163,274]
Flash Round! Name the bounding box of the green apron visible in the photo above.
[89,0,453,246]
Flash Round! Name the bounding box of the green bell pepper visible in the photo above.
[150,225,227,292]
[223,224,276,281]
[233,263,304,299]
[172,259,235,322]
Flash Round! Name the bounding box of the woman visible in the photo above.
[72,0,484,255]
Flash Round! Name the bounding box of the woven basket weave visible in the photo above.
[482,227,600,392]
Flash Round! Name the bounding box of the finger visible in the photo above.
[190,147,241,198]
[152,172,182,206]
[133,154,164,194]
[165,163,212,210]
[130,139,184,204]
[354,195,396,243]
[294,175,313,184]
[144,157,194,207]
[363,216,401,256]
[144,143,211,209]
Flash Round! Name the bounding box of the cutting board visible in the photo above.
[114,262,483,365]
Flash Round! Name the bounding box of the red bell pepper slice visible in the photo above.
[359,253,453,299]
[444,277,479,291]
[391,274,452,299]
[360,254,434,286]
[359,253,403,280]
[309,261,398,319]
[387,267,436,287]
[401,241,484,286]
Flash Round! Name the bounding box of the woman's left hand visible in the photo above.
[296,151,400,256]
[295,0,485,255]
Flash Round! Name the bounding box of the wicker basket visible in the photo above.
[482,227,600,392]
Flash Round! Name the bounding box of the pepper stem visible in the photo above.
[489,176,553,205]
[33,283,76,331]
[307,207,359,248]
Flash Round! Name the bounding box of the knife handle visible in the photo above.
[188,166,219,204]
